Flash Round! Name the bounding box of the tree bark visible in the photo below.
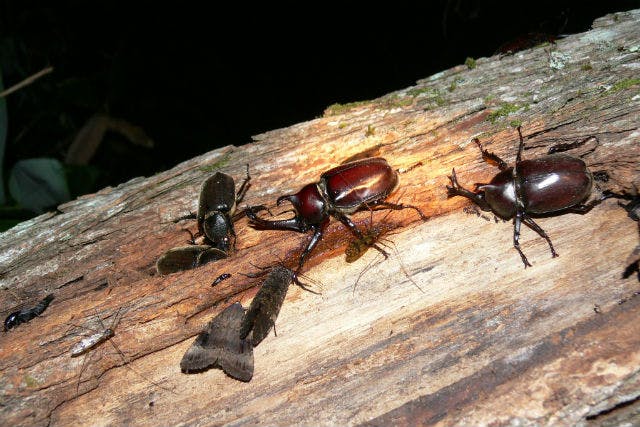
[1,9,639,427]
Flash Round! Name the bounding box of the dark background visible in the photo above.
[0,1,638,214]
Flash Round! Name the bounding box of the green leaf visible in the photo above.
[0,68,7,204]
[9,158,70,213]
[64,164,100,198]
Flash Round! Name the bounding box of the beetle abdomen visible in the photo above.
[482,155,592,218]
[198,172,237,224]
[519,155,592,214]
[321,157,398,212]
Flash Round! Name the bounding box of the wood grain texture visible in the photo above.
[1,9,639,427]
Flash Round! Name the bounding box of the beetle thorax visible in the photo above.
[480,170,517,219]
[203,212,233,250]
[290,183,328,224]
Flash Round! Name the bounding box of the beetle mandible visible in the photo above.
[246,157,427,282]
[447,126,612,267]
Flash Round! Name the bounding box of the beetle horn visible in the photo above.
[245,204,309,233]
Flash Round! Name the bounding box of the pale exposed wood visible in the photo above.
[1,9,640,427]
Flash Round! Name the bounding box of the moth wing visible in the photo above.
[156,245,212,275]
[196,247,228,266]
[239,303,257,340]
[241,266,293,347]
[247,308,274,348]
[180,303,254,381]
[180,333,221,372]
[216,335,254,382]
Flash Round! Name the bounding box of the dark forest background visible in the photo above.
[0,1,638,228]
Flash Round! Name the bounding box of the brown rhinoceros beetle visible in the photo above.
[447,126,615,267]
[246,157,426,282]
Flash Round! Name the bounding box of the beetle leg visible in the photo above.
[521,215,558,260]
[298,220,328,267]
[173,212,197,223]
[235,164,251,204]
[568,190,626,214]
[332,211,364,238]
[513,211,533,267]
[619,195,640,221]
[231,209,246,222]
[246,205,309,232]
[371,201,428,221]
[473,138,508,171]
[180,228,201,244]
[334,211,390,260]
[291,273,322,294]
[447,169,492,211]
[547,136,598,155]
[294,219,330,280]
[228,220,239,251]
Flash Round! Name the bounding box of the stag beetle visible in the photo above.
[246,157,426,281]
[447,126,615,267]
[157,166,250,275]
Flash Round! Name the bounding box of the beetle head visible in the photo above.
[277,183,328,226]
[477,183,516,218]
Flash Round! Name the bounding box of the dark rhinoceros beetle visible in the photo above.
[195,167,251,252]
[246,157,426,281]
[157,166,250,275]
[447,126,613,267]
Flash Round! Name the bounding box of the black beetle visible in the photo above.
[447,126,612,267]
[4,294,54,331]
[157,166,251,275]
[181,165,251,252]
[246,157,426,280]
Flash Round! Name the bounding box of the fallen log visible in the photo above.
[0,8,639,427]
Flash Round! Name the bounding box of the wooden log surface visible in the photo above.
[1,9,639,427]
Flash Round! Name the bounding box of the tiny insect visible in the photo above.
[212,273,232,286]
[69,308,174,394]
[4,294,54,331]
[240,265,294,347]
[345,221,395,263]
[70,309,122,357]
[345,216,424,293]
[181,302,254,382]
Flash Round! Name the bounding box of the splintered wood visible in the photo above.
[1,9,639,427]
